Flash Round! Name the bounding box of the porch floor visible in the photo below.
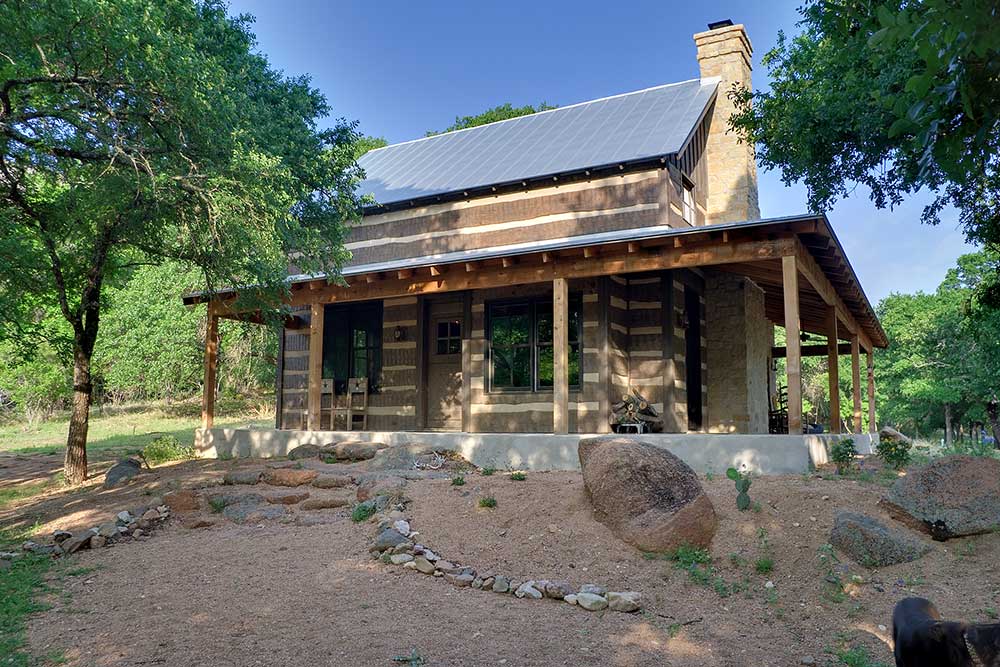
[195,428,877,475]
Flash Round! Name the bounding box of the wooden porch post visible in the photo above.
[782,255,802,434]
[307,302,325,431]
[553,277,569,434]
[201,304,219,430]
[826,306,840,434]
[867,350,876,433]
[851,334,862,434]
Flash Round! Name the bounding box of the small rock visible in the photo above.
[576,593,609,611]
[132,528,145,538]
[491,576,511,593]
[422,549,439,562]
[765,581,775,589]
[356,475,407,502]
[370,529,408,553]
[63,531,93,553]
[446,573,475,587]
[142,509,160,522]
[224,469,264,486]
[116,511,133,525]
[90,535,107,549]
[287,444,329,460]
[564,594,579,606]
[414,556,436,574]
[263,468,318,487]
[265,491,310,505]
[515,581,543,599]
[97,522,119,538]
[103,458,142,489]
[391,542,414,555]
[300,495,352,510]
[544,580,575,600]
[311,474,353,489]
[435,559,455,572]
[801,657,816,666]
[579,583,607,596]
[390,553,414,565]
[607,591,642,612]
[403,561,417,570]
[393,519,411,536]
[830,511,931,566]
[472,577,483,589]
[52,530,72,544]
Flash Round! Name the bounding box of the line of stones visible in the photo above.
[367,510,642,613]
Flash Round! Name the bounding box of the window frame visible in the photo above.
[486,295,582,393]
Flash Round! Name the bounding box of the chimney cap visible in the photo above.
[707,19,734,30]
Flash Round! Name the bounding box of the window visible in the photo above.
[436,320,462,355]
[682,179,696,225]
[322,303,382,393]
[487,297,581,391]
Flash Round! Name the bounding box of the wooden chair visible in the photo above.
[331,377,368,431]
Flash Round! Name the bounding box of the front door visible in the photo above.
[425,300,464,430]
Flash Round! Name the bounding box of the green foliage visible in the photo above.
[509,471,526,481]
[830,645,889,667]
[726,467,753,511]
[428,102,557,136]
[208,496,226,514]
[480,465,496,476]
[142,435,195,465]
[754,557,774,575]
[450,475,465,487]
[478,496,497,509]
[730,1,1000,254]
[875,434,911,470]
[0,342,71,423]
[830,438,858,474]
[351,500,377,523]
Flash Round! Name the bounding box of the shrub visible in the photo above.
[754,557,774,574]
[351,500,377,523]
[725,467,752,511]
[830,438,858,474]
[208,496,226,513]
[142,435,194,465]
[480,465,496,476]
[875,435,911,469]
[509,471,526,481]
[450,475,465,486]
[478,496,497,509]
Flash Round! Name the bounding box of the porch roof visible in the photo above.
[182,213,887,349]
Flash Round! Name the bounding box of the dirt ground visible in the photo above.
[4,452,1000,667]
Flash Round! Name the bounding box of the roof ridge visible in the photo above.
[362,77,720,155]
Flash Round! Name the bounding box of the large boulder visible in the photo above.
[331,440,386,461]
[881,455,1000,540]
[830,511,930,566]
[577,436,717,552]
[263,468,318,487]
[365,443,460,471]
[103,458,142,489]
[879,425,912,445]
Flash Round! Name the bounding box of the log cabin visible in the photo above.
[185,20,887,472]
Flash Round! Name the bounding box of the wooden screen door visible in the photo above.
[425,300,464,430]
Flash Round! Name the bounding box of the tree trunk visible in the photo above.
[944,403,953,448]
[987,394,1000,449]
[64,344,93,484]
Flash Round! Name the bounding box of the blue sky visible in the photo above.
[229,0,974,304]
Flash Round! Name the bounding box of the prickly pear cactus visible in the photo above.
[727,467,753,511]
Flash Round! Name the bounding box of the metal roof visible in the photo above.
[356,78,719,207]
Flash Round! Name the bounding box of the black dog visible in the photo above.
[893,597,1000,666]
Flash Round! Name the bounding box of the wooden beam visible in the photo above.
[307,302,324,430]
[827,305,841,434]
[464,262,477,273]
[553,277,569,434]
[867,350,876,433]
[501,256,517,269]
[627,242,640,254]
[461,292,472,433]
[771,343,851,358]
[397,268,414,280]
[365,273,380,284]
[429,265,444,277]
[782,255,802,434]
[201,306,219,430]
[285,236,799,307]
[583,247,597,259]
[541,252,553,264]
[794,239,872,351]
[851,334,862,434]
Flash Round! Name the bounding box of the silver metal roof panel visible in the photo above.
[356,78,719,207]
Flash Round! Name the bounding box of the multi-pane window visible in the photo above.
[322,303,382,393]
[682,181,696,225]
[436,320,462,355]
[488,297,581,391]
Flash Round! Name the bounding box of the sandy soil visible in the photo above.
[5,455,999,667]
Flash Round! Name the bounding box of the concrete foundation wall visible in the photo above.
[196,428,878,475]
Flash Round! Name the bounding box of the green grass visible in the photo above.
[351,500,377,523]
[478,496,497,508]
[0,478,60,511]
[480,465,496,476]
[0,396,273,460]
[830,645,890,667]
[754,557,774,574]
[0,522,58,667]
[450,475,465,486]
[509,471,526,481]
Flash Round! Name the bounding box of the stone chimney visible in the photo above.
[693,21,760,224]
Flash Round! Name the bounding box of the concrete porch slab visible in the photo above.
[195,428,878,475]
